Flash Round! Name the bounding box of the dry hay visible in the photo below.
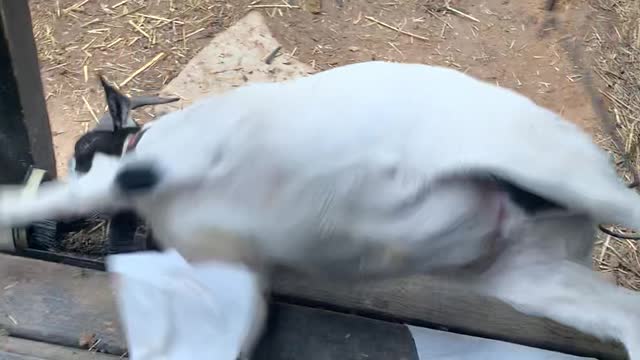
[59,216,108,257]
[31,0,236,87]
[29,0,248,137]
[585,0,640,290]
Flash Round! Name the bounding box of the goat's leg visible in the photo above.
[479,259,639,359]
[108,211,146,254]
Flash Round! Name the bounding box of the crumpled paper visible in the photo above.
[106,249,263,360]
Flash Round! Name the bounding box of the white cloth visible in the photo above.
[106,249,261,360]
[408,325,596,360]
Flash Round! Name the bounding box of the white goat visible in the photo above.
[1,61,640,358]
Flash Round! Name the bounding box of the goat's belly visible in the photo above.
[278,191,511,280]
[144,215,503,282]
[281,235,413,279]
[138,157,509,278]
[147,217,261,265]
[276,231,505,282]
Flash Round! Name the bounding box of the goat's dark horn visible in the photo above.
[130,96,181,109]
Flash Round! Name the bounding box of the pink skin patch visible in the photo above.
[479,184,513,241]
[490,189,527,242]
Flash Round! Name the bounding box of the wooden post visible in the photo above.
[0,0,56,184]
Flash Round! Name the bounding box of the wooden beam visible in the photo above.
[0,253,627,359]
[0,255,125,355]
[0,0,56,183]
[0,253,423,359]
[253,303,418,360]
[2,337,119,360]
[0,352,44,360]
[270,269,626,360]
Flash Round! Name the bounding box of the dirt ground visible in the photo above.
[28,0,640,289]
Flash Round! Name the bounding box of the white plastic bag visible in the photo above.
[107,249,263,360]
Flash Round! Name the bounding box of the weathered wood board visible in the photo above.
[0,254,421,359]
[0,255,124,354]
[253,303,418,360]
[1,337,118,360]
[0,352,43,360]
[0,254,627,359]
[271,271,626,359]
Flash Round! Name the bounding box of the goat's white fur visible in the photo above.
[1,61,639,357]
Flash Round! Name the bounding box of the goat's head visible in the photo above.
[68,76,179,177]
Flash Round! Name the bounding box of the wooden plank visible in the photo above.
[0,254,421,359]
[0,255,126,355]
[1,337,119,360]
[0,253,626,359]
[0,351,44,360]
[254,303,417,360]
[0,306,420,360]
[270,270,627,360]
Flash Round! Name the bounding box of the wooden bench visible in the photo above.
[0,253,627,360]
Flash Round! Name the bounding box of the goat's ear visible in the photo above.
[99,75,131,131]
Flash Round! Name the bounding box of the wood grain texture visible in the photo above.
[0,253,420,360]
[1,337,119,359]
[271,270,628,360]
[0,255,126,355]
[0,351,45,360]
[0,253,627,359]
[254,303,418,360]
